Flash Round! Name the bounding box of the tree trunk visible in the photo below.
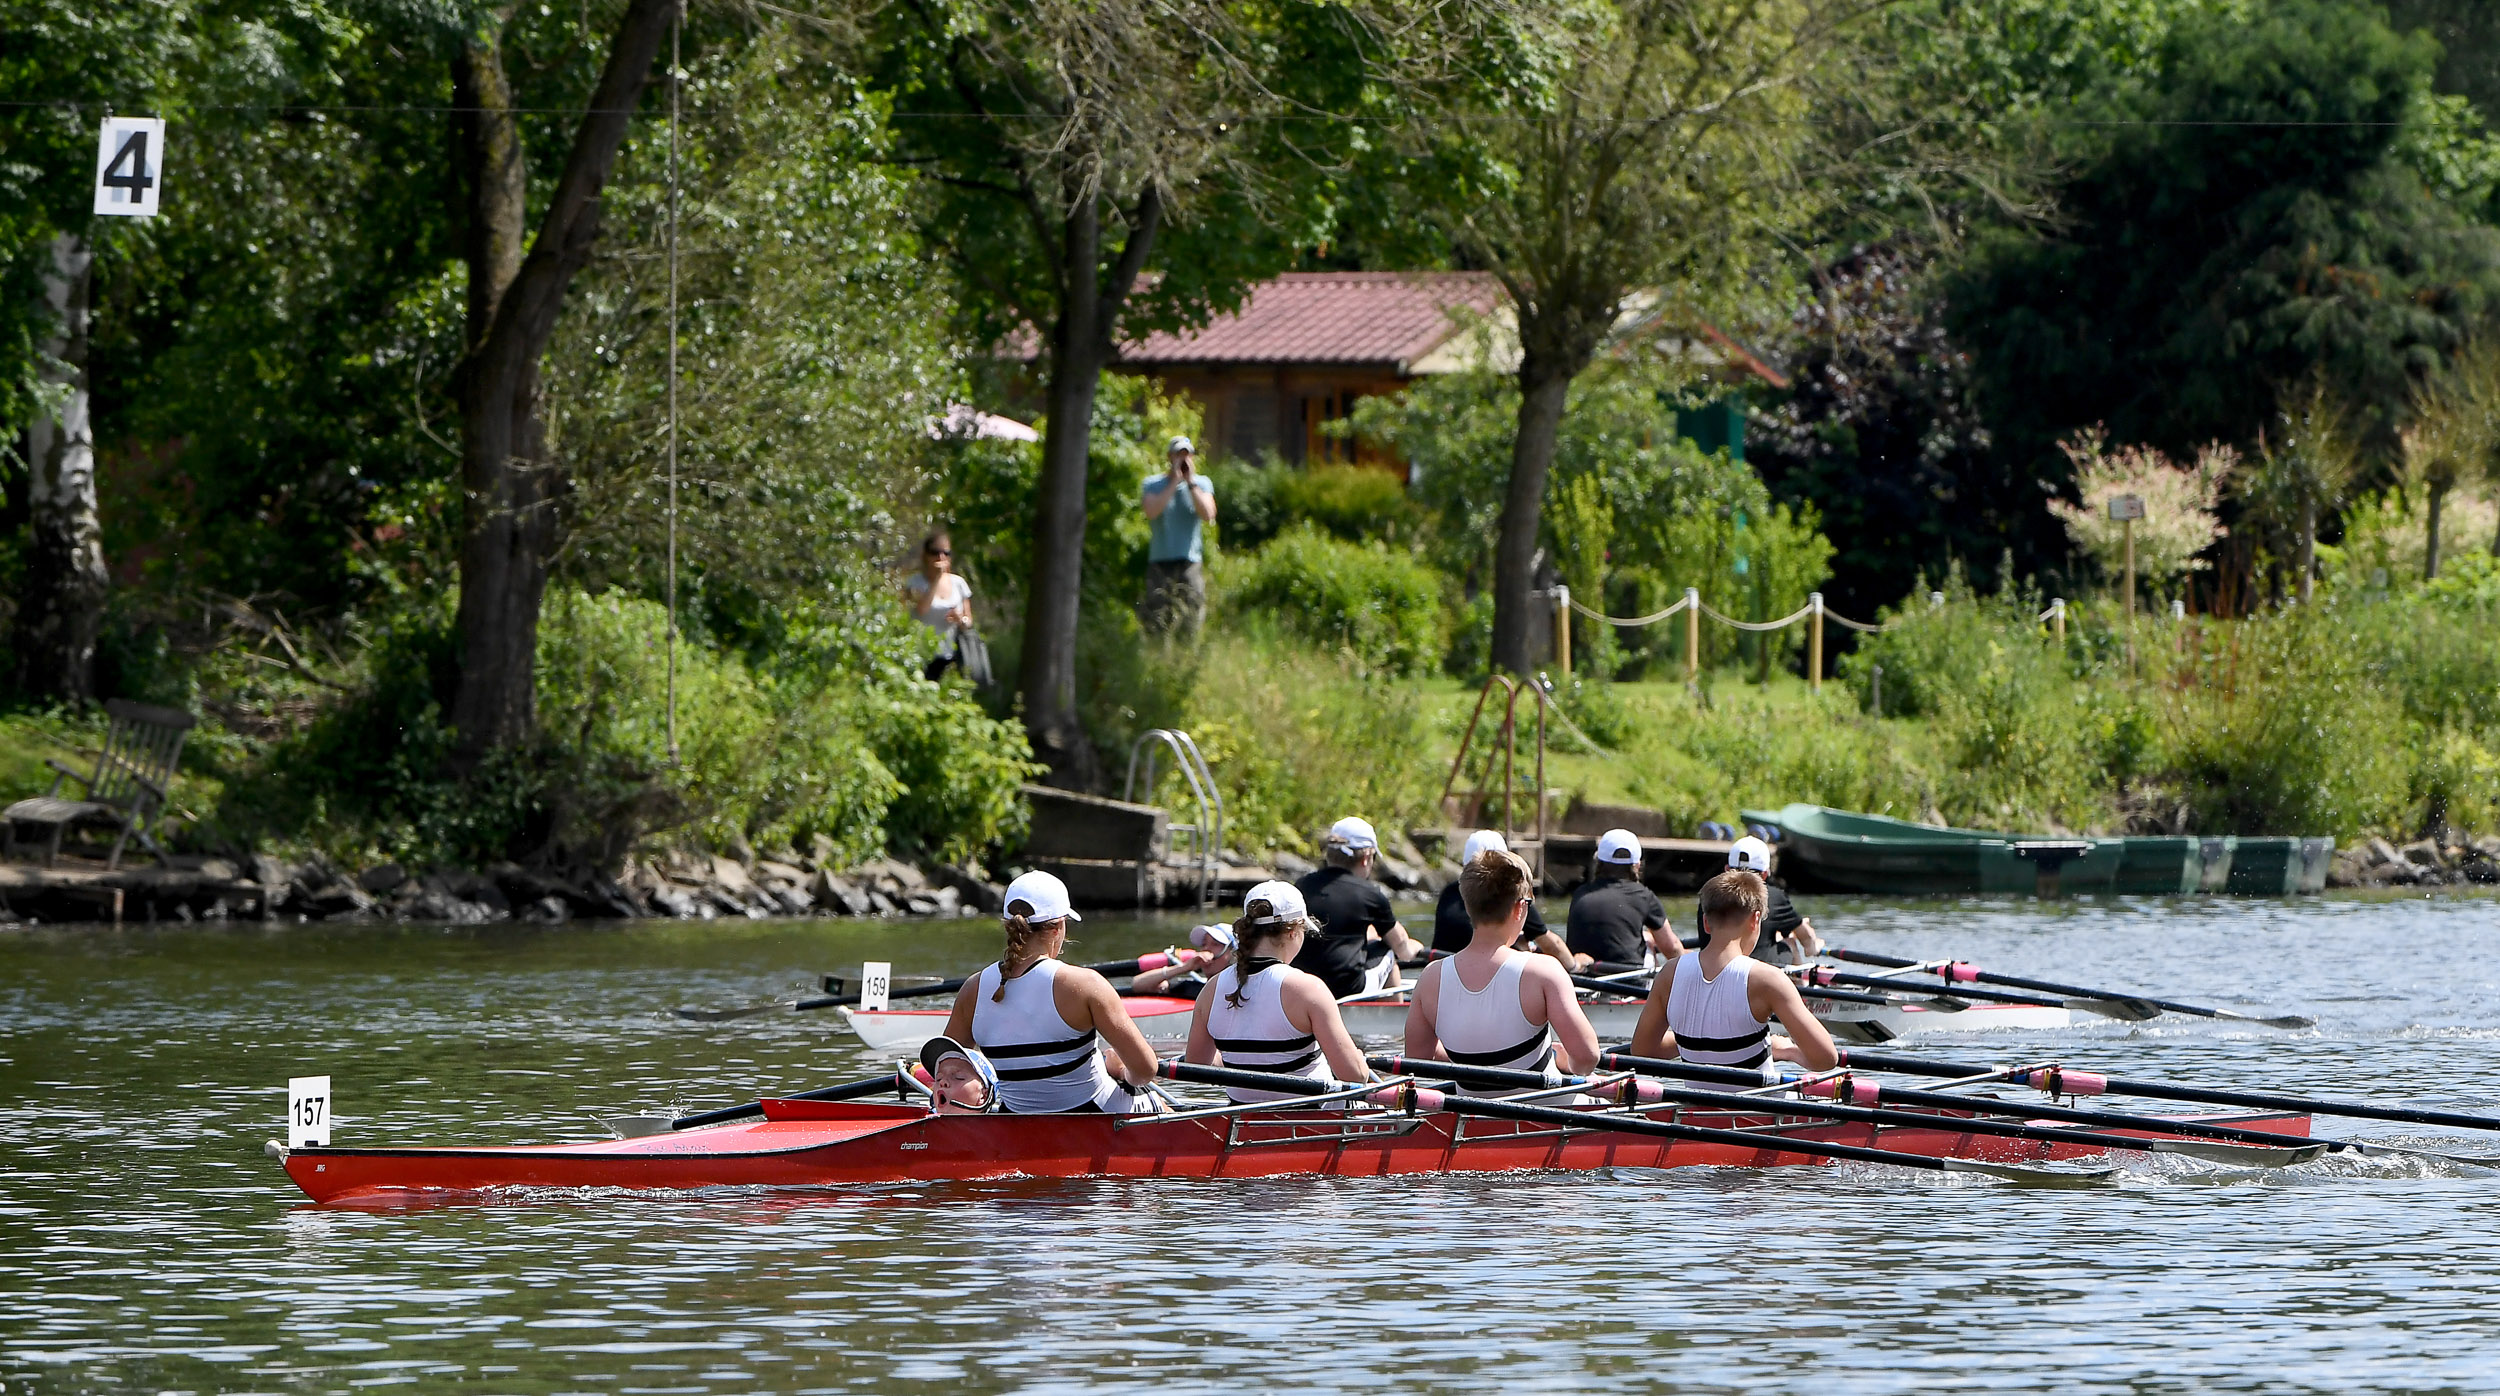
[12,234,107,705]
[2424,480,2446,581]
[446,0,676,765]
[2296,495,2317,604]
[1017,186,1162,789]
[1490,356,1575,675]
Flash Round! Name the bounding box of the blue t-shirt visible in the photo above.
[1142,474,1213,563]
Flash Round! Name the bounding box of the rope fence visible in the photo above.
[1538,585,2077,691]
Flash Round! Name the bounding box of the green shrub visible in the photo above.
[2160,605,2414,838]
[1275,465,1423,544]
[1203,458,1286,551]
[1222,525,1446,677]
[1836,569,2063,718]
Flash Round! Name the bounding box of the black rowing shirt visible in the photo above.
[1431,880,1549,953]
[1292,866,1401,998]
[1566,874,1666,966]
[1697,883,1804,963]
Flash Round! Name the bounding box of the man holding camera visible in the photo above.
[1141,435,1218,639]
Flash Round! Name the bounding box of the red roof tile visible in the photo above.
[1115,272,1504,370]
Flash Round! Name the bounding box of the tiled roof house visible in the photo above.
[1113,272,1510,468]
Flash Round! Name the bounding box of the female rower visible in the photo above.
[1407,850,1600,1087]
[1184,881,1372,1103]
[1128,925,1237,999]
[940,871,1163,1113]
[1629,869,1838,1078]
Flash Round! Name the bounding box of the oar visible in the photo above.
[674,953,1182,1022]
[1368,1054,2324,1168]
[1825,948,2314,1030]
[1156,1060,2113,1186]
[606,1069,903,1137]
[1833,1048,2500,1145]
[1794,966,2129,1017]
[1590,1049,2367,1160]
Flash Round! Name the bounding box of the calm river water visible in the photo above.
[6,892,2500,1394]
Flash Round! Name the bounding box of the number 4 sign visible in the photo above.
[94,116,166,217]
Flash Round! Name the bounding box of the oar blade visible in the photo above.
[606,1115,674,1139]
[2147,1138,2328,1168]
[1938,1158,2121,1188]
[672,1000,794,1023]
[2247,1012,2317,1030]
[2068,996,2164,1022]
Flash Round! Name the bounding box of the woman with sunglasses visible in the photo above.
[901,530,974,681]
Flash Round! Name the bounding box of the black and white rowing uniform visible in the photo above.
[1665,954,1773,1082]
[1429,952,1554,1091]
[1204,962,1337,1104]
[969,959,1147,1114]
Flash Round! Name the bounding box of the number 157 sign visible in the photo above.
[95,116,166,217]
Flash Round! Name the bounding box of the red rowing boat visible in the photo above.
[276,1095,2312,1204]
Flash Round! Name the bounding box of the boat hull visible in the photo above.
[280,1098,2312,1204]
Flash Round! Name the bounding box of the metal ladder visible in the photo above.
[1123,729,1224,910]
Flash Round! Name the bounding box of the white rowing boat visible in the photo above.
[839,991,2071,1055]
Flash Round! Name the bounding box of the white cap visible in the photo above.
[1461,829,1508,864]
[1244,880,1308,924]
[1168,435,1195,454]
[1189,924,1238,952]
[1001,869,1082,922]
[1596,828,1642,865]
[1727,835,1774,873]
[1326,816,1379,852]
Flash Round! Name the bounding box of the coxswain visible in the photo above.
[940,870,1163,1113]
[1407,849,1600,1081]
[1129,925,1236,999]
[1184,881,1373,1103]
[1630,868,1838,1075]
[916,1035,1001,1113]
[1431,830,1573,966]
[1563,828,1678,971]
[1293,816,1424,998]
[1722,835,1822,965]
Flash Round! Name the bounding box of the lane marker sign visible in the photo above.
[94,116,167,218]
[288,1075,332,1148]
[860,961,891,1012]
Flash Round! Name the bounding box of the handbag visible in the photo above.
[953,625,994,687]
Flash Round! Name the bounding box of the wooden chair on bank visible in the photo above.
[3,699,197,868]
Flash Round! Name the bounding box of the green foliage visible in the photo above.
[1274,466,1424,545]
[1946,0,2500,476]
[1837,569,2061,719]
[1222,526,1447,678]
[2160,604,2415,837]
[206,589,1036,870]
[549,45,957,619]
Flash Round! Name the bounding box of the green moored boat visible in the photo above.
[1739,805,2332,897]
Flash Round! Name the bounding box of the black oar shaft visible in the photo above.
[667,1070,896,1130]
[1158,1059,1958,1173]
[1568,970,1902,1010]
[1837,1048,2500,1135]
[1594,1051,2313,1152]
[797,955,1160,1013]
[1804,967,2067,1009]
[1826,948,2287,1023]
[1369,1055,2270,1159]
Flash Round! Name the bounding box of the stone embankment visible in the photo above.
[0,839,1450,927]
[2328,835,2500,889]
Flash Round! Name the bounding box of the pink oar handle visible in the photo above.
[1800,1076,1882,1106]
[1943,961,1981,982]
[1135,950,1177,972]
[2025,1068,2108,1095]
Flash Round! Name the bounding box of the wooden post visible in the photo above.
[1684,588,1700,684]
[2123,516,2136,620]
[1554,585,1571,678]
[2051,597,2066,642]
[1807,592,1824,693]
[2109,494,2144,672]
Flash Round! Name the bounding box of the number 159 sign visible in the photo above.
[95,116,166,218]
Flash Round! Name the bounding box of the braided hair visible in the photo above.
[1223,897,1308,1010]
[992,897,1063,1001]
